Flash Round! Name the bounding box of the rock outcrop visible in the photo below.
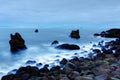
[70,29,80,39]
[56,43,80,50]
[51,40,59,45]
[35,29,38,33]
[9,32,27,52]
[94,28,120,38]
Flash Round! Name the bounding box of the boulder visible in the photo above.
[9,32,27,52]
[35,29,38,33]
[70,29,80,39]
[94,28,120,38]
[56,44,80,50]
[25,60,36,65]
[1,74,14,80]
[51,40,59,45]
[60,58,68,65]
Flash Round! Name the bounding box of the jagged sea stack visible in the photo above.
[70,29,80,39]
[9,32,27,52]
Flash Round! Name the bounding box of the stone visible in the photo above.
[68,71,80,79]
[16,66,39,76]
[75,76,94,80]
[50,66,61,76]
[70,29,80,39]
[36,63,42,67]
[94,28,120,38]
[95,74,108,80]
[9,32,27,52]
[56,43,80,50]
[21,73,30,80]
[26,60,36,64]
[1,74,14,80]
[51,40,59,45]
[60,58,68,65]
[59,74,70,80]
[7,69,17,75]
[35,29,38,33]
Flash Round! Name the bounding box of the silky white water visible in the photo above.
[0,26,117,79]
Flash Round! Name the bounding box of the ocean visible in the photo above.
[0,26,118,79]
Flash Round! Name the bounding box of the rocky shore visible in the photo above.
[2,29,120,80]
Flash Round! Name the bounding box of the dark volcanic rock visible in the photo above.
[25,60,36,65]
[70,29,80,39]
[51,40,59,45]
[94,28,120,38]
[35,29,38,33]
[9,32,27,52]
[56,44,80,50]
[60,58,68,65]
[1,74,14,80]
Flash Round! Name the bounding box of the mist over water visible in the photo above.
[0,26,118,79]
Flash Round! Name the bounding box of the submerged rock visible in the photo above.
[9,32,27,52]
[56,43,80,50]
[70,29,80,39]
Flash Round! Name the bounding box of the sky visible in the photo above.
[0,0,120,28]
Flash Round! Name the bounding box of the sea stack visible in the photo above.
[70,29,80,39]
[35,29,38,33]
[9,32,27,52]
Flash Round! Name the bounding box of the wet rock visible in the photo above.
[92,49,101,54]
[35,29,38,33]
[7,69,17,75]
[21,73,30,80]
[36,63,42,67]
[59,74,70,80]
[29,76,41,80]
[16,66,39,76]
[68,71,80,79]
[111,77,120,80]
[56,43,80,50]
[66,62,76,69]
[62,62,77,74]
[39,66,49,76]
[70,29,80,39]
[48,76,56,80]
[95,74,108,80]
[9,32,27,52]
[26,60,36,64]
[75,76,94,80]
[1,74,14,80]
[50,66,61,76]
[51,40,59,45]
[94,28,120,38]
[60,58,68,65]
[41,76,49,80]
[94,33,100,36]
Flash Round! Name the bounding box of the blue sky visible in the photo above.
[0,0,120,28]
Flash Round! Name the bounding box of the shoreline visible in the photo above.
[2,38,120,80]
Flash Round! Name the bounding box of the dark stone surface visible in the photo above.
[60,58,68,65]
[9,32,27,52]
[35,29,38,33]
[56,43,80,50]
[51,40,59,45]
[25,60,36,65]
[70,29,80,39]
[94,28,120,38]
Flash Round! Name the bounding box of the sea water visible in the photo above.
[0,26,117,79]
